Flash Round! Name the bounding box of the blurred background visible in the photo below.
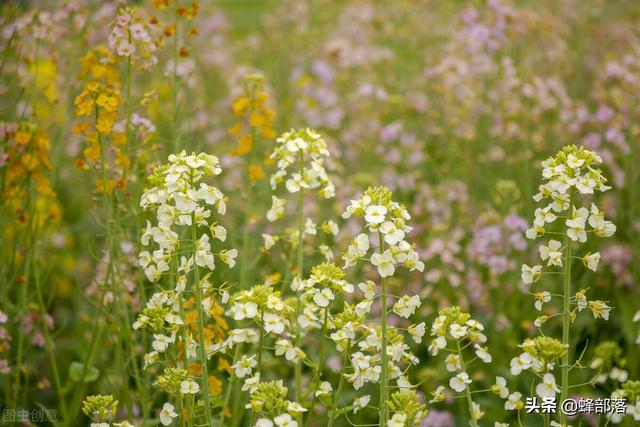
[1,0,639,425]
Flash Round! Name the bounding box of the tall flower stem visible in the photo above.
[456,339,478,427]
[34,261,68,420]
[191,202,214,427]
[67,109,126,424]
[560,190,574,425]
[378,232,388,427]
[294,151,305,426]
[220,343,243,427]
[95,105,131,415]
[304,306,329,427]
[170,1,180,153]
[249,311,266,427]
[11,176,34,408]
[327,341,350,427]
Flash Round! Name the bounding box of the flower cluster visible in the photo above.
[229,73,277,163]
[73,79,128,193]
[268,128,335,208]
[521,145,615,322]
[134,151,236,425]
[342,186,424,276]
[0,121,58,221]
[82,395,118,425]
[138,151,234,281]
[607,380,640,424]
[340,186,426,426]
[516,145,617,426]
[428,306,491,424]
[108,7,158,70]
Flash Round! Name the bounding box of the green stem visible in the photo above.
[34,264,68,420]
[249,312,266,427]
[171,2,180,153]
[221,343,243,427]
[294,152,305,426]
[11,175,34,409]
[304,306,329,427]
[378,232,388,427]
[327,342,350,427]
[456,340,478,427]
[559,190,574,425]
[191,208,214,427]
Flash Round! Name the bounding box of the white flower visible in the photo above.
[472,402,484,420]
[266,196,286,222]
[355,300,373,316]
[449,323,468,339]
[355,233,370,255]
[274,413,297,427]
[242,374,260,393]
[392,295,421,318]
[588,300,612,320]
[263,312,285,334]
[389,413,407,427]
[407,322,426,343]
[370,251,395,277]
[353,395,370,413]
[539,240,563,267]
[534,208,557,227]
[474,345,492,363]
[450,372,472,392]
[610,367,628,383]
[505,392,523,410]
[566,206,589,242]
[521,264,542,284]
[364,205,387,224]
[536,373,560,398]
[445,354,461,372]
[510,353,532,375]
[315,381,333,397]
[152,334,174,353]
[263,234,277,250]
[180,380,200,394]
[255,419,274,427]
[232,355,257,378]
[313,288,335,308]
[358,280,376,299]
[233,302,258,320]
[428,336,447,356]
[380,221,405,245]
[492,376,509,399]
[583,252,600,271]
[275,339,304,362]
[285,401,307,414]
[220,249,238,268]
[534,291,551,311]
[159,402,178,426]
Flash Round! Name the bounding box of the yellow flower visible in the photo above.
[112,132,126,146]
[96,179,115,194]
[232,96,249,117]
[248,164,265,182]
[96,111,117,134]
[14,131,31,146]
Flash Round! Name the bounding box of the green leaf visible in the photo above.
[68,361,100,383]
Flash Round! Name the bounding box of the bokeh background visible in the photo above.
[1,0,639,426]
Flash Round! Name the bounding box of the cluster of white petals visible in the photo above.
[342,186,424,276]
[268,128,334,210]
[138,151,235,282]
